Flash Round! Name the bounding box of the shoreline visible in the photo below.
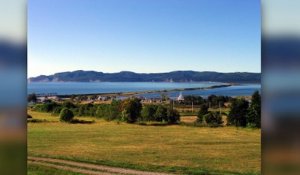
[55,84,233,98]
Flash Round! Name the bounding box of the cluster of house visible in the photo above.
[30,92,186,104]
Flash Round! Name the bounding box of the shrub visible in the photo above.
[59,108,74,122]
[141,105,157,121]
[77,103,96,116]
[166,108,180,124]
[154,105,168,122]
[108,100,121,121]
[95,104,111,118]
[52,106,63,115]
[33,102,59,112]
[203,112,223,127]
[197,104,209,123]
[120,98,142,123]
[62,101,76,109]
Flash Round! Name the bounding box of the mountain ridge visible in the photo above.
[28,70,261,83]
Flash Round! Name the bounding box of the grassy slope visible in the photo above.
[28,111,261,175]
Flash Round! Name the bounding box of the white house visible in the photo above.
[177,92,184,101]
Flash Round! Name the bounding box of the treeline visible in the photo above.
[182,95,232,108]
[31,98,180,124]
[197,91,261,128]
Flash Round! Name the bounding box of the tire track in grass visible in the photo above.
[28,156,174,175]
[28,160,114,175]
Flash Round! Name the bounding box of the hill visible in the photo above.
[28,70,260,83]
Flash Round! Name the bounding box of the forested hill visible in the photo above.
[28,70,260,83]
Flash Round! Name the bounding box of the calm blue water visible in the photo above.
[27,82,260,97]
[138,84,261,98]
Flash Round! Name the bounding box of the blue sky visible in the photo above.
[28,0,260,77]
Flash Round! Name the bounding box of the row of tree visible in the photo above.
[182,95,232,108]
[197,91,261,128]
[31,98,180,124]
[228,91,261,127]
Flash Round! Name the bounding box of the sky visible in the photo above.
[28,0,261,77]
[0,0,26,42]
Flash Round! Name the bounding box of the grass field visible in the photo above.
[28,111,261,175]
[28,164,84,175]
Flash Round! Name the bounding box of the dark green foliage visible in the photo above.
[184,95,204,105]
[95,104,110,118]
[77,103,96,116]
[228,98,249,127]
[120,98,142,123]
[166,108,180,124]
[109,100,122,121]
[62,101,76,109]
[52,106,63,115]
[28,93,37,103]
[59,108,74,122]
[207,95,231,108]
[141,105,180,124]
[247,91,261,128]
[197,104,209,123]
[33,102,59,112]
[203,112,223,127]
[141,105,158,121]
[154,105,168,122]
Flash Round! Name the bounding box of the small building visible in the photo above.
[177,92,184,101]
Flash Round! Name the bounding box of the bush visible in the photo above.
[108,100,122,121]
[203,112,223,127]
[141,105,158,121]
[95,104,110,118]
[77,103,96,116]
[59,108,74,122]
[166,108,180,124]
[52,106,63,115]
[120,98,142,123]
[33,102,59,112]
[62,101,76,109]
[197,104,208,123]
[154,105,168,122]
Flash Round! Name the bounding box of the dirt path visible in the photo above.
[28,156,174,175]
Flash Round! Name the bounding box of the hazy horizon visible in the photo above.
[28,0,261,78]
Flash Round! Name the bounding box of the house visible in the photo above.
[177,92,184,101]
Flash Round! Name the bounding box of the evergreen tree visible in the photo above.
[228,98,249,127]
[247,91,261,128]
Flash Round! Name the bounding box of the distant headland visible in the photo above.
[28,70,261,83]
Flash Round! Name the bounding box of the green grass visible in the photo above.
[28,111,261,175]
[28,164,84,175]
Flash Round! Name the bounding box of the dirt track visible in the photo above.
[28,156,174,175]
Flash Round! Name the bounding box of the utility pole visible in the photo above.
[192,101,194,113]
[172,99,174,110]
[219,101,221,116]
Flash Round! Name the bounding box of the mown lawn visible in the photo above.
[28,111,261,175]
